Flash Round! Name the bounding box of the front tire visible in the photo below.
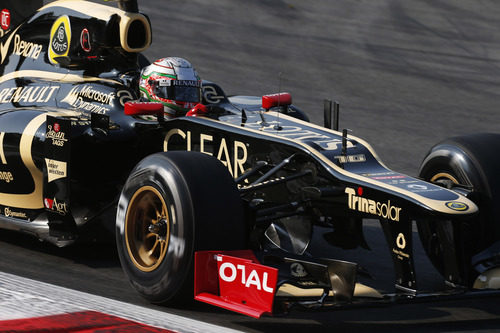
[116,151,246,304]
[417,133,500,285]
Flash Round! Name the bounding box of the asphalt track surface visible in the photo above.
[1,1,500,332]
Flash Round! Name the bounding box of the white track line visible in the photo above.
[0,271,242,333]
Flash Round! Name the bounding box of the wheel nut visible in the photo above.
[148,219,167,237]
[149,224,160,234]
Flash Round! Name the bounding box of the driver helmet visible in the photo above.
[139,57,201,118]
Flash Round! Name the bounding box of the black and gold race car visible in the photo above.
[0,0,499,318]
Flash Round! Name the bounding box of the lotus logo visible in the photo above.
[52,23,68,55]
[445,201,469,211]
[290,263,308,278]
[57,26,65,42]
[49,15,71,64]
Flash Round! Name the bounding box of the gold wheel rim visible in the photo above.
[125,185,170,272]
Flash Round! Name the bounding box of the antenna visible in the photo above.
[241,108,247,126]
[274,72,283,130]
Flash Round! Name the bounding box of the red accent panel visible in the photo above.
[124,101,164,116]
[0,311,173,332]
[186,103,208,117]
[194,250,260,298]
[194,250,278,318]
[194,251,220,297]
[262,92,292,110]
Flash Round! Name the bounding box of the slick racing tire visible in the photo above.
[116,151,246,304]
[417,133,500,286]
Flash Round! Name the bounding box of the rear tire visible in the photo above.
[116,151,246,304]
[417,133,500,285]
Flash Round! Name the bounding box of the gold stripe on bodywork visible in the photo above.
[0,132,6,164]
[0,25,21,64]
[0,114,45,209]
[277,282,383,299]
[40,0,128,21]
[0,70,121,85]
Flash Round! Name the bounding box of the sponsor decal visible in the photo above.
[4,207,27,219]
[44,197,68,215]
[244,120,355,151]
[445,201,469,211]
[1,9,10,31]
[345,186,402,222]
[217,256,275,293]
[0,86,59,104]
[312,138,353,151]
[80,28,91,52]
[63,85,114,104]
[164,129,248,178]
[371,175,406,180]
[335,154,366,163]
[46,123,68,147]
[392,248,410,260]
[363,172,405,179]
[43,198,51,208]
[0,171,13,183]
[0,25,43,65]
[392,233,410,260]
[159,79,200,87]
[396,233,406,249]
[13,34,42,61]
[44,158,67,182]
[49,15,71,65]
[407,184,428,190]
[62,85,114,114]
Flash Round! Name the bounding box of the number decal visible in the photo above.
[0,132,6,164]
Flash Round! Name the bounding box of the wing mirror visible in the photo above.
[124,101,164,117]
[262,92,292,111]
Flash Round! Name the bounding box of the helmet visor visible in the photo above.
[155,80,201,103]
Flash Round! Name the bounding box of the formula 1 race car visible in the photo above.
[0,0,499,318]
